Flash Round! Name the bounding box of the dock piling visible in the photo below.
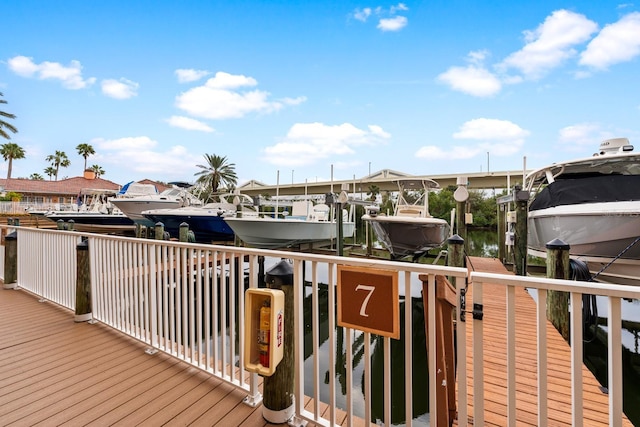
[546,238,570,341]
[262,260,295,423]
[3,230,17,289]
[75,239,92,322]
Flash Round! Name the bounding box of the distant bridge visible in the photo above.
[238,169,529,197]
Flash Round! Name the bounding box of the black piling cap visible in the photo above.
[447,234,465,245]
[265,259,294,286]
[77,239,89,250]
[545,238,570,250]
[5,231,17,240]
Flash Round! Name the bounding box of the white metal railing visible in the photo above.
[14,227,79,309]
[4,225,640,426]
[461,272,639,427]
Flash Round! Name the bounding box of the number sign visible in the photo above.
[337,265,399,339]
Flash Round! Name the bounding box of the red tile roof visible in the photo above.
[0,177,170,196]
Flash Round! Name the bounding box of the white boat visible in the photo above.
[44,189,135,233]
[362,179,450,260]
[109,182,201,227]
[526,137,640,286]
[224,200,356,249]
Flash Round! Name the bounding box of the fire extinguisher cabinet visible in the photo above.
[244,288,285,376]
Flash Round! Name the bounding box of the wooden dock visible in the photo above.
[0,254,633,426]
[463,256,632,426]
[0,286,273,427]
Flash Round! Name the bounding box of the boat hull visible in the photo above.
[110,199,183,227]
[362,215,450,259]
[142,212,235,243]
[43,212,135,233]
[224,217,356,249]
[528,201,640,285]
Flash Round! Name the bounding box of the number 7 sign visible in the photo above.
[337,265,399,339]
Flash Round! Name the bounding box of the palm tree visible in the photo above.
[29,173,44,180]
[76,143,95,171]
[89,164,105,178]
[0,142,26,179]
[45,150,71,181]
[366,184,380,202]
[44,166,56,180]
[194,154,238,195]
[0,92,18,141]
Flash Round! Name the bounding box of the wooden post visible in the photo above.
[13,218,20,227]
[135,223,142,238]
[3,231,17,289]
[179,222,189,242]
[447,234,464,287]
[75,239,92,322]
[546,238,570,341]
[67,220,75,231]
[57,219,65,230]
[513,186,529,276]
[262,260,295,423]
[155,222,165,240]
[498,203,506,264]
[420,274,457,427]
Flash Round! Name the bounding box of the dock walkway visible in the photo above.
[0,286,272,427]
[464,256,632,426]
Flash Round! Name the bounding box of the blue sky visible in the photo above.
[1,1,639,187]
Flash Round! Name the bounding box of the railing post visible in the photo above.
[262,260,295,423]
[3,230,17,289]
[546,238,570,341]
[75,238,92,322]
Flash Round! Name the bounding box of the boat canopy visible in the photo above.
[529,174,640,211]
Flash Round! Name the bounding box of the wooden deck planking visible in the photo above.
[0,286,268,427]
[463,256,632,426]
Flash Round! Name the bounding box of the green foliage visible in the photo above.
[29,173,44,180]
[0,92,18,141]
[0,191,22,201]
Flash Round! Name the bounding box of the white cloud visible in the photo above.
[101,78,139,99]
[263,122,390,167]
[498,10,598,79]
[417,118,529,160]
[390,3,408,14]
[437,64,502,97]
[354,7,372,22]
[378,16,408,31]
[353,4,409,31]
[175,68,210,83]
[175,71,303,120]
[166,115,214,132]
[453,118,529,141]
[92,136,201,178]
[7,55,96,89]
[580,12,640,70]
[556,122,617,151]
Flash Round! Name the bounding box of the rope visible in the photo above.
[570,259,598,343]
[590,235,640,281]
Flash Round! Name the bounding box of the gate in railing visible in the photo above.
[4,225,640,426]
